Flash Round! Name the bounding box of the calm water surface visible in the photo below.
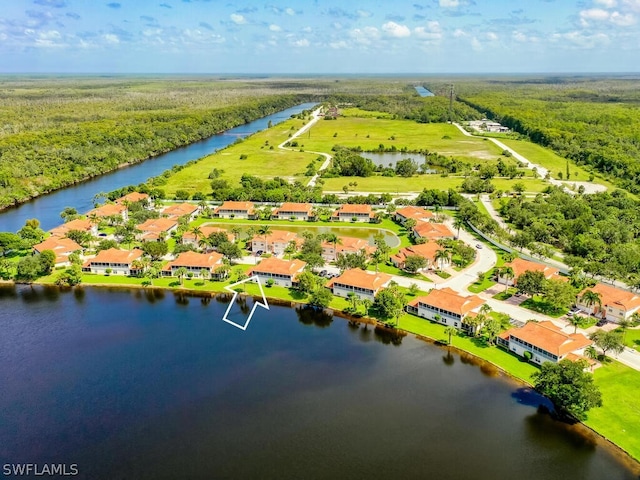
[0,285,637,480]
[415,86,435,97]
[0,103,317,232]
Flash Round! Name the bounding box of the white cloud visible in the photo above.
[512,30,539,43]
[301,26,312,33]
[551,31,610,48]
[292,38,309,47]
[595,0,617,7]
[486,31,498,41]
[382,21,411,38]
[414,21,442,42]
[349,26,379,45]
[269,24,281,32]
[285,7,295,16]
[439,0,459,7]
[622,0,640,11]
[610,11,636,25]
[103,33,119,44]
[470,36,482,51]
[329,40,348,49]
[357,9,372,18]
[230,14,246,25]
[580,8,611,21]
[453,28,467,38]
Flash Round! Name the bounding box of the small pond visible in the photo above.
[361,152,444,173]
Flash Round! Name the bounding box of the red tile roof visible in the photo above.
[413,222,454,239]
[116,192,149,204]
[326,268,391,292]
[214,201,255,213]
[248,257,306,278]
[395,206,434,222]
[165,251,223,270]
[321,236,374,255]
[273,202,314,214]
[33,237,82,264]
[137,218,178,233]
[88,203,127,218]
[253,230,300,245]
[335,204,373,215]
[391,242,441,264]
[49,219,96,237]
[85,248,143,266]
[162,203,199,218]
[502,321,592,357]
[505,258,559,279]
[408,288,484,315]
[579,283,640,312]
[182,226,234,242]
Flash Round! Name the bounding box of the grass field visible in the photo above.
[321,175,550,193]
[162,117,317,196]
[586,361,640,462]
[305,113,504,163]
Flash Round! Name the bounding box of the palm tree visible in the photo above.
[580,290,602,315]
[500,266,515,291]
[453,217,465,239]
[200,268,209,280]
[361,298,372,316]
[370,249,386,273]
[257,225,271,253]
[347,292,359,313]
[568,315,582,334]
[175,267,188,286]
[444,326,457,346]
[479,304,492,316]
[230,226,242,243]
[584,345,599,371]
[434,249,450,271]
[617,318,632,343]
[322,233,341,260]
[404,218,417,231]
[189,226,203,245]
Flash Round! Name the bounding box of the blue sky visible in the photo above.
[1,0,638,73]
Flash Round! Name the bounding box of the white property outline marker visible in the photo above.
[221,275,270,331]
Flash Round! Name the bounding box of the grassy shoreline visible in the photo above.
[11,276,639,466]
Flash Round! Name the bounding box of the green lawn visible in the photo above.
[622,328,640,352]
[398,314,538,382]
[305,114,504,163]
[586,361,640,462]
[321,174,550,194]
[493,287,515,300]
[520,296,567,318]
[162,117,317,196]
[468,276,497,293]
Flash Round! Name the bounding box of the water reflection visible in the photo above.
[295,305,333,328]
[73,287,85,303]
[174,292,189,306]
[442,349,455,366]
[373,325,405,346]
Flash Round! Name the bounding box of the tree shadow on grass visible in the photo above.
[469,336,490,349]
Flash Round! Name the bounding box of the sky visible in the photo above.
[1,0,639,74]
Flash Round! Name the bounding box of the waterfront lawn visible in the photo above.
[321,175,549,194]
[586,361,640,462]
[162,118,316,197]
[398,314,538,383]
[304,114,504,163]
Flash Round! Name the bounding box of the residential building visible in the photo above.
[576,283,640,323]
[33,237,82,266]
[394,206,434,225]
[182,226,234,247]
[162,202,200,221]
[251,230,301,256]
[88,203,128,222]
[162,251,225,279]
[248,257,306,288]
[406,287,485,330]
[412,222,454,241]
[321,236,375,263]
[390,242,445,271]
[214,201,257,219]
[49,219,98,238]
[116,192,151,206]
[136,218,178,241]
[498,258,561,286]
[272,203,315,221]
[331,204,374,223]
[497,321,592,365]
[82,248,143,276]
[326,268,392,301]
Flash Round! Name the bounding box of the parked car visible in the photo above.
[596,319,608,327]
[475,244,483,249]
[319,270,328,277]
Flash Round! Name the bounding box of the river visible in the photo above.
[0,284,636,480]
[0,103,317,233]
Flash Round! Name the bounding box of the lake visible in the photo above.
[415,86,435,97]
[0,284,637,480]
[0,103,317,233]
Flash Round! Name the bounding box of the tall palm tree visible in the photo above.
[434,249,450,271]
[584,345,599,371]
[580,290,602,315]
[257,225,272,253]
[453,217,465,239]
[189,226,203,245]
[500,266,515,291]
[322,233,342,260]
[568,315,582,334]
[617,318,632,343]
[175,267,188,286]
[370,249,386,273]
[444,326,457,346]
[230,226,242,243]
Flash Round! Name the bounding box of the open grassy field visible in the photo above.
[162,117,318,196]
[304,112,504,163]
[321,174,550,194]
[586,361,640,462]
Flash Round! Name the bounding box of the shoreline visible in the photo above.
[8,278,639,470]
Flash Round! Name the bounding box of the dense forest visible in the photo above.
[450,77,640,193]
